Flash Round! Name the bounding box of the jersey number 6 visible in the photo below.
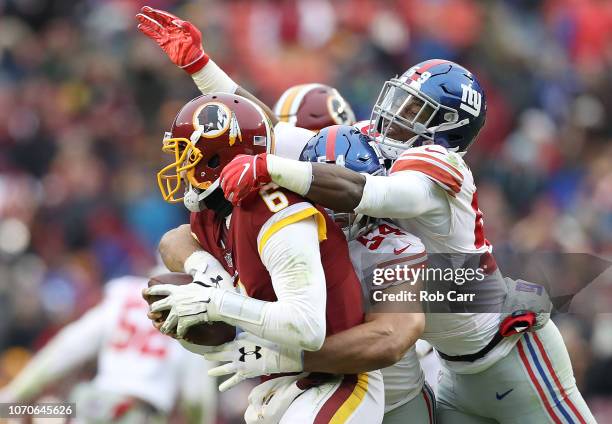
[259,183,289,213]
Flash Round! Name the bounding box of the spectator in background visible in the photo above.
[0,0,610,422]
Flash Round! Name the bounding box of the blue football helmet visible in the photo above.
[300,124,384,238]
[370,59,487,159]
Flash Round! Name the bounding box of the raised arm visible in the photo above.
[136,6,278,125]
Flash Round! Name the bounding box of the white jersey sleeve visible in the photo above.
[253,215,327,350]
[349,221,427,289]
[93,276,191,413]
[0,300,107,402]
[272,122,316,160]
[348,221,426,408]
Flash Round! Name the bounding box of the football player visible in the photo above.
[273,84,356,130]
[136,7,345,161]
[202,125,436,424]
[0,273,216,423]
[272,83,356,158]
[145,94,384,423]
[136,8,592,423]
[220,61,596,423]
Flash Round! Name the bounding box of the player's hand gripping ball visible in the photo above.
[144,272,235,345]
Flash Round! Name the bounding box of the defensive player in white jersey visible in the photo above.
[0,274,216,423]
[220,60,596,423]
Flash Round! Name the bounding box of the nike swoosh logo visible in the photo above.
[237,163,251,185]
[496,388,513,400]
[394,245,411,255]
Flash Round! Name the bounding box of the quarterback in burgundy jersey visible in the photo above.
[145,92,385,423]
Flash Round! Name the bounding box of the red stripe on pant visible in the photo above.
[517,339,564,424]
[422,386,434,424]
[533,333,588,424]
[314,374,358,424]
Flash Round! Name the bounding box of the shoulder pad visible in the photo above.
[389,145,465,195]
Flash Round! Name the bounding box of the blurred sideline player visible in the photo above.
[0,274,216,424]
[145,94,385,423]
[203,126,436,424]
[221,58,596,423]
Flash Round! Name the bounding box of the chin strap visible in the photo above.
[183,179,233,217]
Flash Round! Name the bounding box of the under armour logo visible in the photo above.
[209,275,224,288]
[239,346,262,362]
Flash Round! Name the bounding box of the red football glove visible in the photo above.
[220,154,271,205]
[136,6,209,74]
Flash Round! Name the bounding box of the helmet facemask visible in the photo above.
[157,128,219,212]
[370,78,460,159]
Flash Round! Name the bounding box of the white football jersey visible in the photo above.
[383,144,512,373]
[93,276,200,413]
[388,144,491,255]
[348,221,426,411]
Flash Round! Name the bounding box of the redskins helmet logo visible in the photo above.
[327,90,355,125]
[193,101,242,145]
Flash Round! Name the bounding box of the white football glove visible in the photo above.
[146,282,223,337]
[204,332,304,392]
[243,374,309,424]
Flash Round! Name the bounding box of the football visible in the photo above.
[145,272,236,346]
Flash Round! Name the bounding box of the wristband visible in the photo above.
[181,51,210,75]
[266,155,313,196]
[191,60,238,95]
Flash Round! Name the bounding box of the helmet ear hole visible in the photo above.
[208,154,221,168]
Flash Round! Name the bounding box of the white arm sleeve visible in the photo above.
[212,218,326,351]
[1,304,106,401]
[272,122,316,160]
[355,171,447,219]
[190,60,238,94]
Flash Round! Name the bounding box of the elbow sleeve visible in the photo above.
[258,217,327,350]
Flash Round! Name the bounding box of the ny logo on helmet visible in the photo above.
[460,84,482,117]
[239,346,262,362]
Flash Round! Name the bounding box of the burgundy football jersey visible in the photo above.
[190,185,364,338]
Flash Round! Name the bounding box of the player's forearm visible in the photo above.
[266,156,366,212]
[198,288,326,350]
[354,172,438,218]
[159,224,201,272]
[213,218,326,350]
[302,312,424,374]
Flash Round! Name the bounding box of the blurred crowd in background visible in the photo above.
[0,0,611,421]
